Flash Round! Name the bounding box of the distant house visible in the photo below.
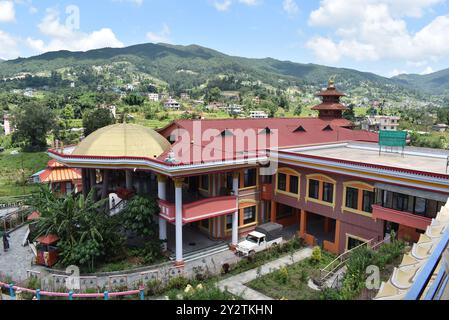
[3,114,12,136]
[249,111,268,119]
[205,101,224,111]
[361,115,401,132]
[32,160,82,195]
[24,88,34,97]
[100,105,117,118]
[180,93,190,101]
[164,97,181,110]
[225,104,243,115]
[432,124,448,132]
[148,93,160,102]
[252,96,261,105]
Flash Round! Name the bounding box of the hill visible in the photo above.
[0,43,434,98]
[393,69,449,95]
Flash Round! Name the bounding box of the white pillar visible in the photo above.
[158,175,167,251]
[232,173,239,247]
[174,178,184,265]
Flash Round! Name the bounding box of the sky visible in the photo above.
[1,0,449,78]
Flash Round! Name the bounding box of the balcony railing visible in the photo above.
[158,195,238,224]
[372,204,432,231]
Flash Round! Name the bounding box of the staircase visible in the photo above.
[317,237,388,288]
[169,242,230,263]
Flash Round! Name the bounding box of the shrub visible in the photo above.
[275,267,289,285]
[167,276,189,290]
[145,279,165,296]
[182,285,235,300]
[311,246,322,264]
[320,288,342,300]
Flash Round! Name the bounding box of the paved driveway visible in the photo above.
[0,225,34,282]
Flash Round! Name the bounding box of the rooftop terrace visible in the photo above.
[284,142,449,176]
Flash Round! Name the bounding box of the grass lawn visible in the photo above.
[0,149,50,197]
[247,251,335,300]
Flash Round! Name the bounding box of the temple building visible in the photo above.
[48,82,449,267]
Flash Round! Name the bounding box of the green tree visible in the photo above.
[61,104,75,120]
[294,104,303,116]
[83,108,116,136]
[120,196,164,263]
[261,100,278,118]
[11,101,56,151]
[123,94,145,106]
[205,87,222,103]
[32,187,123,271]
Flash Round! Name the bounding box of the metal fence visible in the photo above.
[0,281,145,300]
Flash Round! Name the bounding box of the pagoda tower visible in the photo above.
[312,79,348,120]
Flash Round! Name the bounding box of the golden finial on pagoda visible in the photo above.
[328,75,336,89]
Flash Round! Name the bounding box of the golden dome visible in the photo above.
[73,124,171,158]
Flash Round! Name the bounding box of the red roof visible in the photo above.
[27,211,41,221]
[311,102,348,111]
[37,234,59,245]
[158,118,378,165]
[39,161,82,183]
[316,87,346,97]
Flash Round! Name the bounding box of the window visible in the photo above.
[276,168,300,197]
[362,190,375,213]
[414,197,427,215]
[393,193,410,212]
[243,206,257,225]
[200,175,210,191]
[242,169,257,188]
[289,175,299,194]
[381,190,446,219]
[308,179,320,199]
[346,187,359,210]
[347,236,367,250]
[66,182,73,194]
[323,182,334,203]
[306,175,336,206]
[53,183,61,193]
[343,182,375,215]
[277,173,287,192]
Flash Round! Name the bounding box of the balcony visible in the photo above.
[372,205,432,231]
[261,183,273,201]
[159,196,238,224]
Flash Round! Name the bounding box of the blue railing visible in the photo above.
[405,225,449,300]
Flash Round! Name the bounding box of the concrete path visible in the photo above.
[0,225,34,282]
[218,248,313,300]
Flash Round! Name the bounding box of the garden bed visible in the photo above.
[246,249,335,300]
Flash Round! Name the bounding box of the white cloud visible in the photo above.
[420,66,434,75]
[306,0,449,64]
[0,1,15,22]
[213,0,260,12]
[283,0,299,16]
[388,68,408,77]
[0,30,19,59]
[213,0,232,11]
[26,8,124,53]
[146,23,171,43]
[239,0,259,6]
